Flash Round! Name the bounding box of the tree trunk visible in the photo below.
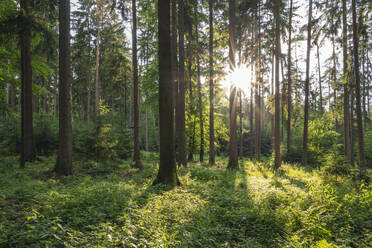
[208,0,215,165]
[351,0,366,176]
[342,0,351,164]
[196,22,204,163]
[227,0,238,169]
[287,0,293,153]
[145,107,149,152]
[55,0,72,176]
[153,0,179,187]
[274,0,281,169]
[316,44,323,114]
[239,90,243,159]
[176,0,187,167]
[20,0,35,168]
[171,0,177,130]
[302,0,312,167]
[132,0,143,170]
[95,1,101,119]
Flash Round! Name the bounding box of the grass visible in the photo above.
[0,153,371,247]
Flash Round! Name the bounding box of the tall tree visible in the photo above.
[273,0,281,169]
[153,0,179,187]
[208,0,215,165]
[20,0,35,168]
[176,0,187,167]
[286,0,293,153]
[196,17,204,163]
[55,0,72,176]
[95,0,102,118]
[302,0,312,167]
[342,0,351,163]
[351,0,366,176]
[132,0,143,170]
[227,0,238,169]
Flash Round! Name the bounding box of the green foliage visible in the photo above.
[0,156,370,247]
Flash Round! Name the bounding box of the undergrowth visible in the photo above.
[0,154,371,247]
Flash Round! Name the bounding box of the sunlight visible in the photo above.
[222,64,251,96]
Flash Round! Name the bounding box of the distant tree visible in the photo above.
[227,0,238,169]
[302,0,312,167]
[176,0,187,167]
[20,0,35,168]
[274,0,281,170]
[286,0,293,153]
[132,0,143,170]
[153,0,179,187]
[351,0,366,176]
[55,0,72,176]
[208,0,215,165]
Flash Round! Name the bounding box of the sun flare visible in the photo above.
[222,64,251,95]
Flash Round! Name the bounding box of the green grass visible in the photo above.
[0,154,371,247]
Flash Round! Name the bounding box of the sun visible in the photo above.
[221,64,252,96]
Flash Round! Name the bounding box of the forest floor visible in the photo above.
[0,153,371,248]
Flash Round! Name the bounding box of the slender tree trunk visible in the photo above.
[171,0,177,132]
[20,0,35,168]
[274,0,281,169]
[316,44,323,114]
[153,0,179,187]
[250,63,254,160]
[145,107,149,152]
[132,0,143,170]
[95,1,101,119]
[87,8,91,123]
[351,0,366,176]
[271,52,274,146]
[254,7,260,160]
[55,0,72,176]
[239,90,243,159]
[196,22,204,163]
[287,0,293,153]
[302,0,312,167]
[350,85,355,165]
[332,34,339,132]
[342,0,351,163]
[208,0,215,165]
[227,0,238,169]
[176,0,187,167]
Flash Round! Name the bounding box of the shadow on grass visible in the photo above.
[175,164,287,247]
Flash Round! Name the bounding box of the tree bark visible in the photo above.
[342,0,351,164]
[95,1,101,119]
[287,0,293,153]
[208,0,215,165]
[176,0,187,167]
[20,0,35,168]
[153,0,179,187]
[316,44,323,114]
[227,0,238,169]
[55,0,72,176]
[351,0,366,176]
[132,0,143,170]
[274,0,281,169]
[302,0,312,167]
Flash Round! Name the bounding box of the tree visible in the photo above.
[351,0,366,176]
[286,0,293,153]
[55,0,72,176]
[227,0,238,169]
[153,0,179,187]
[273,0,281,170]
[208,0,215,165]
[302,0,312,167]
[342,0,351,163]
[20,0,35,168]
[95,0,102,119]
[132,0,143,170]
[176,0,187,167]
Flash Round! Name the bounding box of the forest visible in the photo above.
[0,0,371,247]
